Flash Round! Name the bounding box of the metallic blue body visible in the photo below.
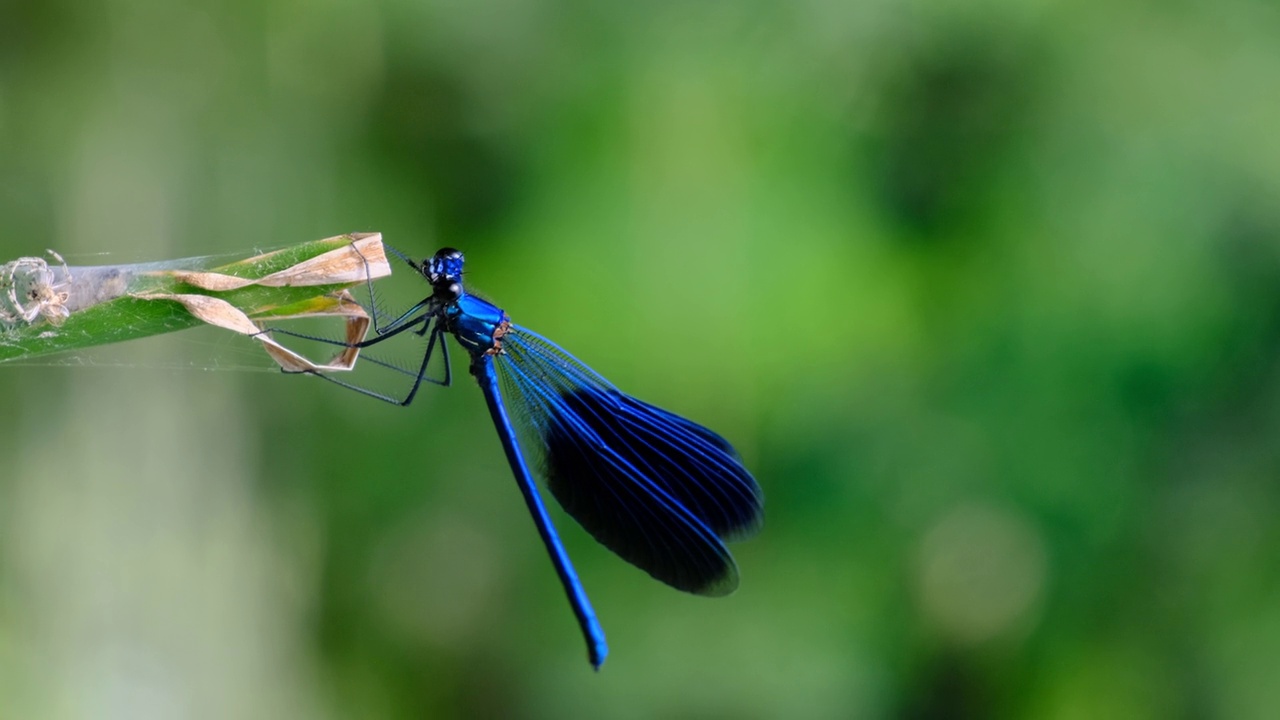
[475,356,610,668]
[444,294,507,357]
[447,289,610,667]
[287,246,763,669]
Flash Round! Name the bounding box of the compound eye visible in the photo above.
[436,247,463,261]
[427,247,466,284]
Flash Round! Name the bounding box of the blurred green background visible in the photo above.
[2,0,1279,718]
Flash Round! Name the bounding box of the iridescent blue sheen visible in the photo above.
[291,246,763,669]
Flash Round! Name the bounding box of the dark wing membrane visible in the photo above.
[545,397,741,596]
[560,390,763,542]
[495,326,764,596]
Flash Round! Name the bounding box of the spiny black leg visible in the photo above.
[355,241,426,337]
[253,309,431,350]
[293,322,451,405]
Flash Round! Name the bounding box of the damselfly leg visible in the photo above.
[254,242,451,404]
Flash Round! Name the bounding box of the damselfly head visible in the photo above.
[427,247,465,302]
[427,248,465,283]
